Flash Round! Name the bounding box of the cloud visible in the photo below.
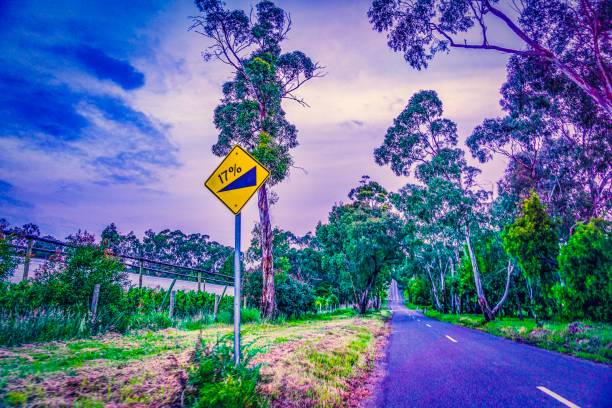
[0,180,30,208]
[0,0,179,187]
[0,72,88,142]
[340,120,365,128]
[53,45,145,90]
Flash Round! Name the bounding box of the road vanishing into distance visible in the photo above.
[371,280,611,408]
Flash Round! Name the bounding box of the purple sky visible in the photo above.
[0,0,520,247]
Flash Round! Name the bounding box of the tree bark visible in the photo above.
[258,184,276,318]
[465,230,515,321]
[465,229,495,321]
[426,267,443,311]
[357,258,379,314]
[491,260,515,316]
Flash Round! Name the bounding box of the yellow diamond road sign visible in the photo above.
[204,145,270,214]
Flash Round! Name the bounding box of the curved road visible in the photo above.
[371,280,611,407]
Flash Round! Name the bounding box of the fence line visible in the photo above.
[3,231,234,287]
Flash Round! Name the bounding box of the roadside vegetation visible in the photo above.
[417,308,611,364]
[1,309,388,407]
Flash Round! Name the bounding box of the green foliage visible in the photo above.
[0,309,89,346]
[405,276,430,306]
[126,312,173,331]
[317,178,405,314]
[194,0,319,186]
[557,219,612,322]
[216,308,261,325]
[367,0,611,116]
[275,274,316,318]
[243,269,316,318]
[36,246,129,317]
[4,391,27,406]
[502,191,559,318]
[186,336,267,408]
[0,275,235,344]
[0,236,17,281]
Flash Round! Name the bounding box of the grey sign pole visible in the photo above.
[234,212,241,365]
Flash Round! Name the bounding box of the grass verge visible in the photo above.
[0,310,390,407]
[422,309,611,364]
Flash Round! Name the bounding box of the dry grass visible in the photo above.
[255,318,388,408]
[1,314,389,407]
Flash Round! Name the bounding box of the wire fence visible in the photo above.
[4,232,234,288]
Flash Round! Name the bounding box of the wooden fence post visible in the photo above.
[22,238,34,280]
[91,284,101,325]
[197,272,201,292]
[159,278,177,312]
[213,285,228,320]
[213,294,220,320]
[169,290,176,318]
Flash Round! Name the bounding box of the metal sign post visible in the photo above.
[203,145,270,366]
[233,212,241,365]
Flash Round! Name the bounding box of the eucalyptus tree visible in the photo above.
[100,224,232,275]
[368,0,612,117]
[377,90,514,320]
[191,0,322,317]
[468,56,611,236]
[317,177,406,314]
[502,191,559,320]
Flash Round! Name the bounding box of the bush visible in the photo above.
[244,271,317,318]
[178,314,215,331]
[0,246,240,343]
[405,276,430,307]
[0,309,89,346]
[186,336,267,408]
[0,236,17,281]
[127,312,173,331]
[36,245,130,319]
[557,219,611,321]
[216,307,261,324]
[502,191,559,319]
[275,275,316,318]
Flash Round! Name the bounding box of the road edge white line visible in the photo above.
[537,386,580,408]
[445,335,458,343]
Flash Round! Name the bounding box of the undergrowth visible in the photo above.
[186,335,267,408]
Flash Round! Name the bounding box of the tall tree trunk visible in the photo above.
[258,184,276,318]
[465,229,515,321]
[491,261,515,316]
[465,229,495,321]
[449,257,458,314]
[516,292,524,321]
[357,258,378,314]
[426,267,443,311]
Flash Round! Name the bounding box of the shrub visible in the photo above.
[186,336,267,408]
[179,314,215,331]
[244,271,316,318]
[405,276,430,306]
[0,309,89,346]
[0,236,17,281]
[127,312,173,331]
[275,275,316,318]
[502,191,559,319]
[557,219,611,321]
[36,245,130,319]
[216,307,261,324]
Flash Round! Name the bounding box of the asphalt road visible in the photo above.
[371,280,611,407]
